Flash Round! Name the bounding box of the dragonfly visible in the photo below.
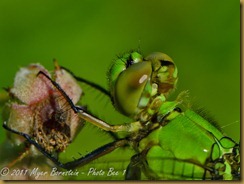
[1,51,240,180]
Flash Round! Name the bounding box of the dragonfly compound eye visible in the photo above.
[108,52,152,117]
[145,52,178,96]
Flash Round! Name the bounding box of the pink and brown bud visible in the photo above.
[5,63,83,153]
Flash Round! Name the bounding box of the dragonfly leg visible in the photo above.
[75,107,142,133]
[38,71,143,133]
[37,71,82,113]
[2,122,61,166]
[62,139,128,169]
[3,121,129,170]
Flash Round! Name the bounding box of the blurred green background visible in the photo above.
[0,0,240,180]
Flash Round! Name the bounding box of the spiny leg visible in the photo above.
[62,139,128,169]
[3,122,60,166]
[37,71,81,113]
[3,122,128,170]
[37,71,142,133]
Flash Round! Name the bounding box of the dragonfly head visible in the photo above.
[108,52,178,118]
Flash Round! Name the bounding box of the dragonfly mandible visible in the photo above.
[2,52,240,180]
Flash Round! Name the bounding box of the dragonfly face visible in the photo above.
[145,52,178,96]
[108,52,178,121]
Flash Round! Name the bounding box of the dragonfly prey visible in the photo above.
[2,52,240,180]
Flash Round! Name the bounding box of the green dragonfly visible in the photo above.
[1,51,240,180]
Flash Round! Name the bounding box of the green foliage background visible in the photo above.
[0,0,240,180]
